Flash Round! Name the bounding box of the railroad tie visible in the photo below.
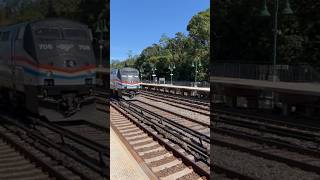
[144,152,172,163]
[160,167,193,180]
[116,125,137,130]
[129,137,153,145]
[134,142,158,150]
[119,127,140,133]
[111,122,132,126]
[138,147,165,156]
[122,131,144,137]
[125,134,148,141]
[151,159,182,173]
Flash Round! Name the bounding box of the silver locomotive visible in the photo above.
[0,18,96,116]
[110,67,140,99]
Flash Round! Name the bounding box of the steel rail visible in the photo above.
[134,99,209,127]
[213,112,320,145]
[0,124,68,180]
[140,92,209,111]
[212,126,320,158]
[111,101,210,179]
[117,100,209,163]
[141,90,209,106]
[215,108,320,132]
[212,135,320,175]
[141,95,210,116]
[213,165,257,180]
[1,116,108,178]
[125,100,210,143]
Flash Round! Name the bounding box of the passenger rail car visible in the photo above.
[0,19,96,116]
[110,67,140,99]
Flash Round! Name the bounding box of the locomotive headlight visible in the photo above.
[85,78,93,85]
[44,79,54,86]
[69,61,75,67]
[64,60,76,68]
[46,71,53,77]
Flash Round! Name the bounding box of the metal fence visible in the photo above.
[142,80,210,87]
[212,63,320,82]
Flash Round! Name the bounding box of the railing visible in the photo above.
[212,63,320,83]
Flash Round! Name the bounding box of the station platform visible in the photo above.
[212,76,320,96]
[141,83,210,92]
[110,126,149,180]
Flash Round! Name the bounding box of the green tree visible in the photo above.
[187,8,210,81]
[215,0,319,68]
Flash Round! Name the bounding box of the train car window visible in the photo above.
[121,70,139,75]
[16,27,25,40]
[63,29,89,40]
[24,25,37,60]
[88,29,93,41]
[1,31,10,41]
[0,32,2,41]
[35,28,60,39]
[117,70,121,79]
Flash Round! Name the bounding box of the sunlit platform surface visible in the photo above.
[110,127,149,180]
[212,76,320,96]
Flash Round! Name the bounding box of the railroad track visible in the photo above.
[140,94,209,116]
[140,90,209,108]
[212,165,256,180]
[122,98,210,162]
[0,114,108,180]
[0,120,82,180]
[0,131,54,180]
[211,112,320,179]
[212,129,320,179]
[213,109,320,150]
[52,120,108,145]
[131,98,210,137]
[215,107,320,133]
[111,100,209,180]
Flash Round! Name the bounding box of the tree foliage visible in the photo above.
[114,8,210,82]
[215,0,320,68]
[0,0,108,35]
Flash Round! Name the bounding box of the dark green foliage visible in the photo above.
[215,0,320,69]
[0,0,108,36]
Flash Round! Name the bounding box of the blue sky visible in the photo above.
[111,0,210,61]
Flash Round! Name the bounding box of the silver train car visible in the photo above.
[110,67,140,99]
[0,18,96,116]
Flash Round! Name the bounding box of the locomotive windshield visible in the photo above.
[120,68,140,81]
[120,70,139,75]
[35,28,61,39]
[24,20,95,68]
[35,28,89,40]
[63,29,89,40]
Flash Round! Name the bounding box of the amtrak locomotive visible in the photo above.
[0,19,96,116]
[110,67,140,99]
